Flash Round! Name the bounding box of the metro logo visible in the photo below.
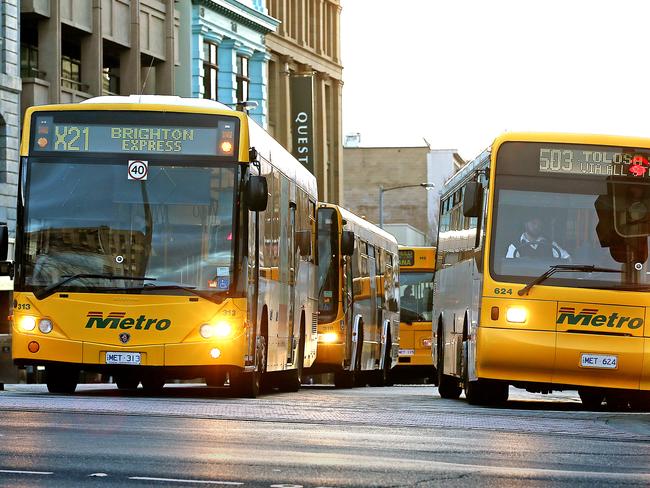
[85,312,171,331]
[556,307,643,330]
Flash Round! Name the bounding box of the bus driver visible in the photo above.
[505,217,571,260]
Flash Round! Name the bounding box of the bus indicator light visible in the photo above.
[220,141,233,154]
[28,341,40,353]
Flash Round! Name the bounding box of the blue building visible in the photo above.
[175,0,278,128]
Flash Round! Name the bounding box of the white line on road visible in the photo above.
[0,469,53,475]
[129,476,243,485]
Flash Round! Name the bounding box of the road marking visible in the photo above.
[89,473,108,477]
[129,477,243,485]
[0,469,53,475]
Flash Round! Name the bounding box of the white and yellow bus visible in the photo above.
[0,95,318,397]
[391,246,436,383]
[310,203,400,388]
[433,133,650,409]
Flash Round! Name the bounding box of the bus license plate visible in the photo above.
[580,353,617,369]
[105,352,141,365]
[399,349,415,356]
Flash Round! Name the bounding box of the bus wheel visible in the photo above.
[46,366,78,394]
[353,327,366,387]
[115,375,140,390]
[371,332,393,387]
[578,389,605,410]
[465,379,508,406]
[436,335,461,399]
[205,370,227,387]
[232,336,266,398]
[279,328,305,393]
[629,391,650,412]
[334,370,354,388]
[141,374,165,394]
[605,392,630,411]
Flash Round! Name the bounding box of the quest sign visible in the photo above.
[290,75,315,174]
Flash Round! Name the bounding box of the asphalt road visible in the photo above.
[0,383,648,487]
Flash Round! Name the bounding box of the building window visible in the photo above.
[61,55,81,90]
[203,41,218,100]
[20,44,39,78]
[236,55,249,103]
[102,67,120,94]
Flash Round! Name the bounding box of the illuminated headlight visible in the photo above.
[318,332,338,343]
[506,307,527,323]
[19,316,37,332]
[38,319,53,334]
[213,321,232,337]
[200,322,233,339]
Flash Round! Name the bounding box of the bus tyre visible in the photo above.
[205,370,227,387]
[629,391,650,412]
[232,336,266,398]
[115,375,140,390]
[279,329,305,393]
[334,370,355,389]
[578,389,605,410]
[46,366,78,394]
[371,332,393,387]
[436,335,461,399]
[141,373,165,393]
[465,379,508,406]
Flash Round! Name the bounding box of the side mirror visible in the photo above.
[246,176,268,212]
[341,230,355,256]
[296,230,311,257]
[462,181,483,218]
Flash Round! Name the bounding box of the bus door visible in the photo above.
[286,201,297,363]
[367,248,378,366]
[344,256,353,358]
[278,176,294,365]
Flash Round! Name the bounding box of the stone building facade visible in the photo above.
[266,0,343,204]
[343,146,464,245]
[20,0,178,115]
[0,0,20,332]
[175,0,278,128]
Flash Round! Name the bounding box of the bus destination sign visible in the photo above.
[32,116,235,156]
[538,147,650,178]
[399,249,415,267]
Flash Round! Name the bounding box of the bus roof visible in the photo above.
[320,203,399,249]
[81,95,233,111]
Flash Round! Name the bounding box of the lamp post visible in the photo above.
[379,183,435,229]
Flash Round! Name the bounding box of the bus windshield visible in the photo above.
[399,272,433,323]
[317,208,339,321]
[490,141,650,290]
[22,158,237,294]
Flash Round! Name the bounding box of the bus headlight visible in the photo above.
[200,321,233,339]
[318,332,338,343]
[38,319,53,334]
[506,307,527,323]
[19,316,37,332]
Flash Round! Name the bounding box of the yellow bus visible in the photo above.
[433,132,650,410]
[391,246,436,383]
[0,95,318,397]
[310,203,400,388]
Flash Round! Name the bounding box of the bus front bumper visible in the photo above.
[12,331,248,368]
[476,327,649,391]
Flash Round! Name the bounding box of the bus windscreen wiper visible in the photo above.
[34,274,156,300]
[517,264,622,296]
[137,282,225,302]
